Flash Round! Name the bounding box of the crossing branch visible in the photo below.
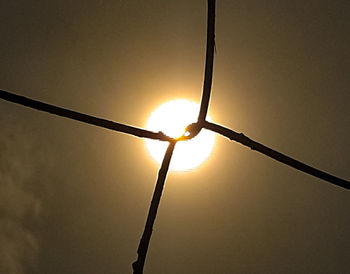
[0,89,173,142]
[132,141,176,273]
[203,121,350,190]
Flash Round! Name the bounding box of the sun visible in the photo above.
[145,99,215,171]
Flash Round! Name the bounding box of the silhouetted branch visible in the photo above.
[198,0,215,123]
[0,89,173,142]
[204,121,350,190]
[132,141,176,274]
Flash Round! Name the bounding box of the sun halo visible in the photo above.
[145,99,215,171]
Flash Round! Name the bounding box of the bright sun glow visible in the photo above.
[145,99,215,171]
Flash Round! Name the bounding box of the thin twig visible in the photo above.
[132,141,176,273]
[204,121,350,190]
[198,0,216,123]
[0,89,173,142]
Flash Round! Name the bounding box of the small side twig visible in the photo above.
[132,141,176,273]
[204,121,350,190]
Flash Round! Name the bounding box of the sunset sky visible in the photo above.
[0,1,349,273]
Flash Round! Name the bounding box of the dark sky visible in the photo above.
[1,1,349,273]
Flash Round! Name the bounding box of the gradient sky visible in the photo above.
[0,1,349,273]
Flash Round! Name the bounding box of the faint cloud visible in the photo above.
[0,113,51,274]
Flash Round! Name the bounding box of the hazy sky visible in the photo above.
[0,1,349,273]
